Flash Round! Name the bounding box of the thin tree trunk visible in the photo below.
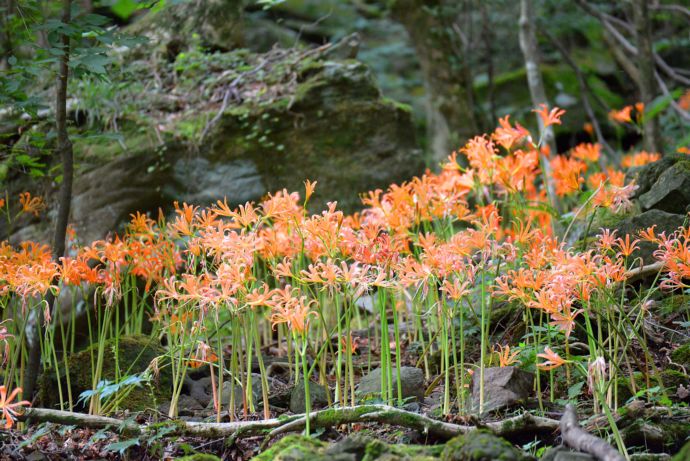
[391,0,478,167]
[24,0,73,400]
[518,0,559,214]
[1,0,15,70]
[519,0,555,153]
[632,0,660,152]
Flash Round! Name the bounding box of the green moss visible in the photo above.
[39,334,171,412]
[671,342,690,366]
[382,97,412,113]
[675,160,690,173]
[253,435,326,461]
[441,431,527,461]
[176,455,222,461]
[673,439,690,461]
[616,370,688,403]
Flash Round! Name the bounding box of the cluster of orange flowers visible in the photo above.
[1,106,687,389]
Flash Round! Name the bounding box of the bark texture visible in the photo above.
[391,0,478,166]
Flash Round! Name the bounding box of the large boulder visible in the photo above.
[441,430,529,461]
[609,209,687,265]
[638,160,690,215]
[38,334,172,412]
[7,51,422,245]
[357,366,425,403]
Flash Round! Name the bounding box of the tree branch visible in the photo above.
[19,405,561,443]
[560,404,625,461]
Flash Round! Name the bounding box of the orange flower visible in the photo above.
[621,151,660,168]
[304,180,317,202]
[533,104,566,128]
[0,385,30,429]
[492,115,530,150]
[678,89,690,111]
[18,192,45,217]
[550,156,586,196]
[571,143,601,163]
[583,122,594,136]
[615,234,640,258]
[609,106,633,123]
[537,347,567,370]
[269,286,318,335]
[494,344,520,367]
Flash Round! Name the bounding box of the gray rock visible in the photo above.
[289,380,331,413]
[627,153,686,199]
[639,161,690,214]
[471,366,533,414]
[356,366,425,403]
[187,373,269,410]
[7,56,421,246]
[158,394,203,417]
[611,209,687,265]
[442,430,529,461]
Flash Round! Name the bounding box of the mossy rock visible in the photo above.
[616,370,688,403]
[672,342,690,367]
[39,334,171,412]
[606,209,687,265]
[176,455,222,461]
[441,431,529,461]
[621,419,690,453]
[252,435,327,461]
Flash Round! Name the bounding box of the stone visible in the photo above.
[7,52,422,246]
[609,209,687,265]
[289,380,331,413]
[627,154,687,199]
[190,374,268,410]
[38,334,172,412]
[441,430,528,461]
[158,394,203,417]
[471,366,534,414]
[128,0,245,52]
[639,161,690,214]
[356,366,425,403]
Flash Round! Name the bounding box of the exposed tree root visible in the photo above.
[19,405,560,443]
[560,404,625,461]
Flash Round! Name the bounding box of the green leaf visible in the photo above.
[105,438,140,454]
[111,0,140,19]
[645,89,684,120]
[567,381,585,400]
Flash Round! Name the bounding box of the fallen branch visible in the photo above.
[19,405,560,442]
[625,261,665,283]
[560,404,624,461]
[20,408,141,435]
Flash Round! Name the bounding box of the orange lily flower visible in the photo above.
[0,385,31,429]
[533,104,566,127]
[537,347,567,370]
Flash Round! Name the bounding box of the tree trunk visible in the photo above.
[391,0,478,167]
[24,0,74,400]
[518,0,558,213]
[632,0,660,152]
[1,0,15,70]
